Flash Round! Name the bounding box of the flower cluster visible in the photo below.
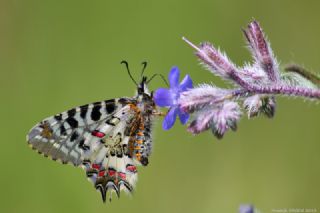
[179,20,320,138]
[154,20,320,139]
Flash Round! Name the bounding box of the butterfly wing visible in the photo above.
[27,99,120,165]
[81,104,140,201]
[27,98,144,201]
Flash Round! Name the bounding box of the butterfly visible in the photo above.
[27,61,164,202]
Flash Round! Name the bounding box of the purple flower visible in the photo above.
[239,204,254,213]
[181,20,320,138]
[154,66,193,130]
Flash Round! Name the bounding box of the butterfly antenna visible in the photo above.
[121,60,138,86]
[141,61,148,77]
[147,73,169,87]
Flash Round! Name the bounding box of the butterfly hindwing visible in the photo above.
[80,104,140,201]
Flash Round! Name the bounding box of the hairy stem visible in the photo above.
[231,86,320,100]
[284,64,320,86]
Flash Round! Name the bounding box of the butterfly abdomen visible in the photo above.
[125,101,154,166]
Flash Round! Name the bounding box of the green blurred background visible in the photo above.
[1,0,320,212]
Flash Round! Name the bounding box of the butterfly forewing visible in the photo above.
[27,99,119,165]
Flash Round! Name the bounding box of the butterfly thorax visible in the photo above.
[135,76,156,115]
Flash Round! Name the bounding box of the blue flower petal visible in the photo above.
[154,88,173,107]
[178,110,189,125]
[239,205,254,213]
[179,74,193,91]
[162,107,178,130]
[168,67,180,88]
[155,66,193,130]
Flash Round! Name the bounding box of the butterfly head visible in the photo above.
[121,60,168,102]
[121,61,153,98]
[137,76,151,96]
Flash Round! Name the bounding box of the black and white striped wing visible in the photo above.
[27,99,125,165]
[27,98,150,201]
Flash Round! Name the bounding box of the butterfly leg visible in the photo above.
[152,111,167,116]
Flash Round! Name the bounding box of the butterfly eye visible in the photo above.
[138,87,144,94]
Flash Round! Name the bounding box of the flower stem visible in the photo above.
[232,86,320,99]
[253,85,320,98]
[284,64,320,86]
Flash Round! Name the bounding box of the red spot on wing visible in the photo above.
[92,164,100,170]
[118,172,126,179]
[108,169,116,177]
[98,170,105,177]
[92,130,105,138]
[126,165,137,173]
